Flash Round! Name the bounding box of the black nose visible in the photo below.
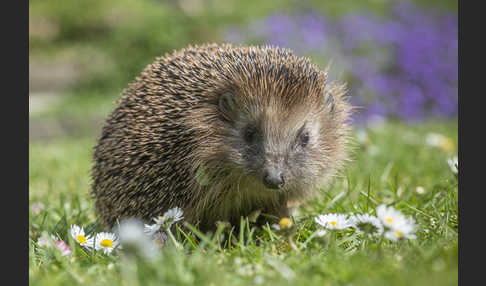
[263,169,285,189]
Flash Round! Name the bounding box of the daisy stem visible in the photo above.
[377,235,384,258]
[166,228,182,251]
[360,237,366,250]
[288,237,300,253]
[328,231,337,250]
[90,237,96,261]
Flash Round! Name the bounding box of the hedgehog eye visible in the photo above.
[300,131,310,147]
[244,126,257,143]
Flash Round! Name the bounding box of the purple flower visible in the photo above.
[224,26,246,44]
[261,13,296,47]
[224,1,457,123]
[296,13,329,51]
[337,13,381,51]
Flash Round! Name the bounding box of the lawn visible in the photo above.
[29,118,458,286]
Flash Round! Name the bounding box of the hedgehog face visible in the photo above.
[218,91,340,194]
[243,109,326,192]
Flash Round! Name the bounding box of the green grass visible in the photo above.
[29,119,457,286]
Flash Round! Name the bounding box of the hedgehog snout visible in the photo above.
[262,167,285,189]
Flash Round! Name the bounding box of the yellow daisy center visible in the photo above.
[100,239,113,247]
[278,218,292,229]
[396,231,403,237]
[330,221,337,227]
[385,218,393,223]
[439,138,455,152]
[77,235,87,244]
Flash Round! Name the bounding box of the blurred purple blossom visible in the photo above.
[224,1,457,124]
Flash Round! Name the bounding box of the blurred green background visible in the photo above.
[29,0,457,141]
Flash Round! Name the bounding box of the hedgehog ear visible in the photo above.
[218,92,237,122]
[323,85,335,113]
[320,62,335,112]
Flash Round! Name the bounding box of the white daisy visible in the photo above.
[447,156,458,174]
[144,223,160,236]
[144,207,184,235]
[30,202,45,215]
[415,186,426,194]
[349,214,384,236]
[163,207,184,224]
[37,234,51,247]
[384,220,417,241]
[70,225,94,248]
[425,133,455,152]
[376,204,410,230]
[314,213,353,230]
[271,218,293,231]
[94,232,119,254]
[425,133,444,146]
[376,204,417,241]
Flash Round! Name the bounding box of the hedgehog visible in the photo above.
[91,43,352,231]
